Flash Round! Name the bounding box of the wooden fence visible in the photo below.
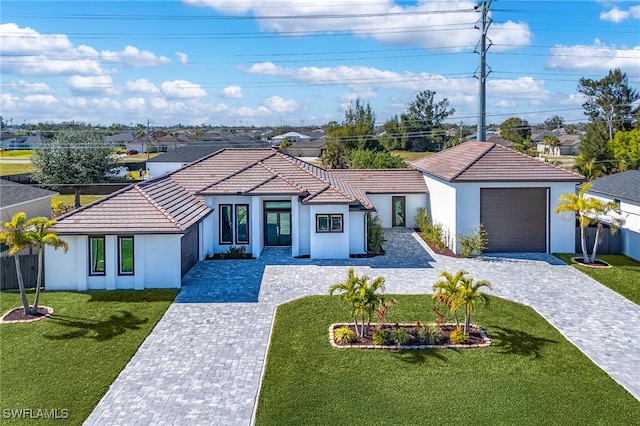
[575,226,621,255]
[1,255,40,291]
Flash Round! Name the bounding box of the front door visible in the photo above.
[392,196,406,227]
[265,210,292,246]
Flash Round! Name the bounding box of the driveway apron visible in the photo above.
[85,228,640,425]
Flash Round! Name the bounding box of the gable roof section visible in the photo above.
[52,176,211,235]
[196,149,372,208]
[329,169,427,194]
[410,142,584,182]
[0,179,58,208]
[587,170,640,203]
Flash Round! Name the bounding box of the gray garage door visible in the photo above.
[480,188,547,253]
[180,224,199,277]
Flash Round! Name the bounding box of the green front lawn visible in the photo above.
[0,289,176,425]
[555,254,640,305]
[256,295,639,425]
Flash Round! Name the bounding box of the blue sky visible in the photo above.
[1,0,639,127]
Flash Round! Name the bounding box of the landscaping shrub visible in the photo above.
[417,323,443,344]
[334,326,356,345]
[372,329,388,345]
[458,224,488,257]
[366,212,386,253]
[390,327,410,345]
[449,327,469,344]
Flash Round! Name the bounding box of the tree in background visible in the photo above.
[575,121,612,174]
[31,129,118,208]
[609,129,640,171]
[500,117,531,144]
[544,115,565,130]
[578,68,639,139]
[402,90,455,151]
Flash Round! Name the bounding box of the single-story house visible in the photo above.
[1,179,58,223]
[585,170,640,261]
[285,136,327,158]
[1,179,58,256]
[271,131,310,146]
[411,142,584,254]
[146,139,270,179]
[45,142,584,291]
[45,148,427,290]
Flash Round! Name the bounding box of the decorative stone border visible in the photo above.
[1,306,54,324]
[329,322,492,350]
[570,257,612,269]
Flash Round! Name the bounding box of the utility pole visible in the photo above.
[476,0,493,142]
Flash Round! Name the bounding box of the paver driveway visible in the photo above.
[85,228,640,425]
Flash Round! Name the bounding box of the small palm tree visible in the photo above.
[556,183,625,264]
[432,270,467,327]
[0,212,32,314]
[329,268,385,336]
[24,217,68,315]
[456,276,492,333]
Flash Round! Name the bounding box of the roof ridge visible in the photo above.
[196,151,278,193]
[449,142,495,180]
[135,179,184,230]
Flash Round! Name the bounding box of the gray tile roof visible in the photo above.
[411,142,584,182]
[586,170,640,203]
[0,179,58,208]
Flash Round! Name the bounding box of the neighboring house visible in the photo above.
[586,170,640,261]
[0,179,58,223]
[1,179,58,257]
[105,132,135,147]
[411,142,584,254]
[146,140,268,178]
[286,136,327,158]
[45,148,426,290]
[536,134,582,156]
[271,131,311,146]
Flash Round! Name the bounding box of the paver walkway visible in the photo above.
[85,229,640,425]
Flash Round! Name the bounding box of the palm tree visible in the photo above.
[24,217,68,315]
[0,212,32,314]
[432,270,466,328]
[556,183,625,264]
[456,275,492,333]
[329,268,385,336]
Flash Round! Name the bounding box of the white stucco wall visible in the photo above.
[349,211,366,254]
[147,162,185,179]
[309,204,350,258]
[421,175,458,249]
[45,233,182,291]
[366,193,428,228]
[1,197,54,223]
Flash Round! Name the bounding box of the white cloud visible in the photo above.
[546,40,640,70]
[176,52,189,64]
[101,45,171,67]
[126,78,160,94]
[161,80,208,98]
[67,75,116,95]
[6,80,52,93]
[220,86,243,98]
[600,5,640,22]
[184,1,531,51]
[261,96,299,113]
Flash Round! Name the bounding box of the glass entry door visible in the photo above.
[265,210,291,246]
[392,196,406,227]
